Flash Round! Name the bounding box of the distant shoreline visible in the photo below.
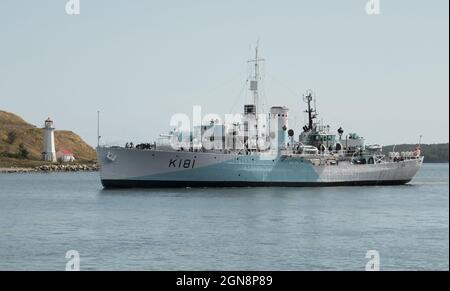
[0,163,98,173]
[384,143,449,163]
[1,143,448,172]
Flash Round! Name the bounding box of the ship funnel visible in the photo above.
[270,106,289,149]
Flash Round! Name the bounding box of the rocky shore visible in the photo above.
[0,164,98,173]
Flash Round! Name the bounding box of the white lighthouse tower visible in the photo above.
[42,117,57,162]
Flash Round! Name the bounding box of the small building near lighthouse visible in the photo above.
[56,150,75,163]
[42,117,57,162]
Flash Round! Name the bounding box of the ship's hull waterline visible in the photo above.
[97,147,423,189]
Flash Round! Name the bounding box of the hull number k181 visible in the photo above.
[168,159,196,169]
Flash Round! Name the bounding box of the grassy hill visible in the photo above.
[0,110,95,167]
[384,143,449,163]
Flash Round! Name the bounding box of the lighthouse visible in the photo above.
[42,117,57,162]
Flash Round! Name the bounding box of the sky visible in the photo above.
[0,0,448,146]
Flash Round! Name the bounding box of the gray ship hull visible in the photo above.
[97,147,423,188]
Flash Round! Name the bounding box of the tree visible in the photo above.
[17,143,29,159]
[7,131,17,144]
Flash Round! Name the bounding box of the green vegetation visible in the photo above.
[0,143,29,159]
[0,110,96,168]
[384,143,449,163]
[17,143,29,159]
[7,131,17,144]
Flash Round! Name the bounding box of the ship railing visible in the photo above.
[387,151,422,162]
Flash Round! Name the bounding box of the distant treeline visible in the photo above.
[384,143,449,163]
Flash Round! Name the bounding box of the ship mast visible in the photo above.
[248,41,264,146]
[304,90,316,131]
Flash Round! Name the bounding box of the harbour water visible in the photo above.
[0,164,448,270]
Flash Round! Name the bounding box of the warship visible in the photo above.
[96,47,423,188]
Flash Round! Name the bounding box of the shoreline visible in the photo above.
[0,164,98,173]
